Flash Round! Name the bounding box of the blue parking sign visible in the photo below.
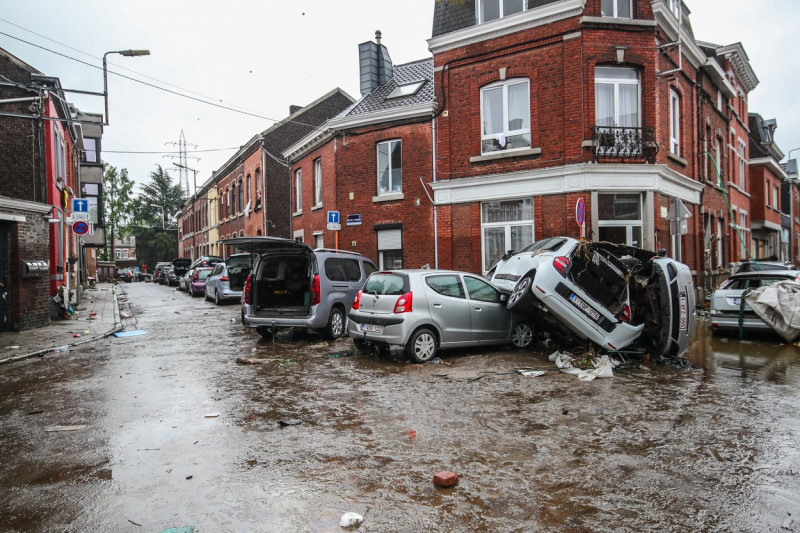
[72,198,89,213]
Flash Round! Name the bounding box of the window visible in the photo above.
[464,276,502,303]
[773,185,779,210]
[601,0,631,18]
[598,193,643,246]
[377,228,403,269]
[324,258,362,282]
[669,89,680,155]
[715,137,721,181]
[246,174,251,205]
[668,0,681,18]
[294,169,302,212]
[313,158,322,206]
[595,67,640,130]
[739,140,747,189]
[314,232,324,250]
[238,179,243,213]
[377,140,402,195]
[231,183,237,213]
[84,137,99,163]
[479,0,525,23]
[387,81,425,99]
[481,199,534,273]
[481,79,530,154]
[717,89,723,111]
[81,183,101,224]
[426,275,465,299]
[739,211,749,260]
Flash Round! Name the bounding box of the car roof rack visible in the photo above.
[313,248,363,257]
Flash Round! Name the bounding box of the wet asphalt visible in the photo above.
[0,282,799,532]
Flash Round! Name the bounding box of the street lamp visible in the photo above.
[103,49,150,125]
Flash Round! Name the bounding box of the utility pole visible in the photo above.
[164,130,198,197]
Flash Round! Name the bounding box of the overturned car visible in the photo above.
[486,237,695,358]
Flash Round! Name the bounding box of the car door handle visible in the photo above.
[473,306,482,311]
[433,303,443,308]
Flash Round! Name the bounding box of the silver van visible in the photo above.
[224,237,377,339]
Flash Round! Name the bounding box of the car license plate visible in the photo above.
[679,293,688,330]
[569,293,600,322]
[361,323,383,334]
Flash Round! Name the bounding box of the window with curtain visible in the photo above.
[481,78,531,154]
[314,158,322,206]
[479,0,525,23]
[669,89,680,155]
[601,0,631,18]
[738,140,747,189]
[377,140,402,195]
[595,67,640,129]
[481,199,534,273]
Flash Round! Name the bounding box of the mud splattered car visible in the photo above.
[487,237,695,358]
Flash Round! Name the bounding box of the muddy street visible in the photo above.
[1,282,799,532]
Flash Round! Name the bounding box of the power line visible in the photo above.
[103,147,240,155]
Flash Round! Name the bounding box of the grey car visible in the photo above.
[224,237,377,339]
[348,269,534,363]
[204,253,252,305]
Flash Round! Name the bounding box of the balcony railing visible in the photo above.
[591,126,658,164]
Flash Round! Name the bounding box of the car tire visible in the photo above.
[511,322,534,348]
[214,290,221,305]
[257,326,275,340]
[405,328,437,363]
[326,308,345,339]
[507,275,534,311]
[204,289,210,301]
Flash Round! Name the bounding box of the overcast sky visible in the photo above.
[1,1,798,194]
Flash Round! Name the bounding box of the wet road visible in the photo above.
[1,282,799,532]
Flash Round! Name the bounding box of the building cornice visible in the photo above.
[701,58,736,98]
[650,0,706,70]
[428,0,586,54]
[715,43,759,93]
[749,157,789,180]
[0,195,52,213]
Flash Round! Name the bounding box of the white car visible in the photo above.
[487,237,695,357]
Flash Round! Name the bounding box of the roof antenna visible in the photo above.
[375,30,382,45]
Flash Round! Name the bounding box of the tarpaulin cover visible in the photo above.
[745,280,800,342]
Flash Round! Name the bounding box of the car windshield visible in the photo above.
[196,269,212,280]
[364,273,409,295]
[227,255,251,267]
[721,275,792,290]
[517,237,568,254]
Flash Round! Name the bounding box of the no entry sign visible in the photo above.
[575,197,585,226]
[72,220,89,235]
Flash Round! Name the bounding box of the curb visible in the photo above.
[0,285,124,366]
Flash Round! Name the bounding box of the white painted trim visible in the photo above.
[580,16,656,27]
[749,157,789,179]
[0,213,26,222]
[0,196,52,213]
[430,163,703,206]
[327,103,436,131]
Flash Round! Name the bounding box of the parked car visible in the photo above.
[486,237,695,358]
[167,258,192,286]
[734,260,796,273]
[204,253,252,305]
[116,268,133,282]
[178,268,195,292]
[189,267,213,297]
[348,269,534,362]
[709,270,800,336]
[189,255,223,270]
[224,237,377,339]
[154,262,171,285]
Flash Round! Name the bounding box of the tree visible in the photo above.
[130,165,184,269]
[102,164,135,260]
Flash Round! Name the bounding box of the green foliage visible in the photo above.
[102,164,135,256]
[129,165,185,268]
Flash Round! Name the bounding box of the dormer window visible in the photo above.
[387,80,425,100]
[601,0,632,18]
[668,0,681,19]
[479,0,525,23]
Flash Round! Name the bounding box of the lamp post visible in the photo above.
[103,49,150,125]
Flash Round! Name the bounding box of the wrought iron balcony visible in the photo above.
[591,126,658,163]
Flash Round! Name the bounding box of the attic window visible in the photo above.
[387,80,425,100]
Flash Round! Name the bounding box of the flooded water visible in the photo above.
[1,283,799,532]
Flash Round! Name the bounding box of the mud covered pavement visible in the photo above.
[1,283,799,532]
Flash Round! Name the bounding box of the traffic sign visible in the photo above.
[327,210,341,231]
[72,198,89,213]
[72,220,89,235]
[575,197,585,226]
[67,212,91,223]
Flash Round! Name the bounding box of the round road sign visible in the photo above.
[575,197,585,227]
[72,220,89,235]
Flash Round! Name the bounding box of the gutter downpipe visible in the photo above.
[432,115,438,269]
[260,137,268,235]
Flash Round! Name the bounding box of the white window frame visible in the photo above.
[597,193,643,247]
[294,169,302,214]
[739,210,749,260]
[478,0,526,23]
[313,158,323,207]
[377,139,402,196]
[594,66,641,128]
[480,78,531,155]
[669,89,680,155]
[738,139,747,189]
[773,185,779,210]
[668,0,681,19]
[480,199,535,274]
[377,228,403,270]
[601,0,632,18]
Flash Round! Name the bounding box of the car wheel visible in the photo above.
[214,290,221,305]
[204,289,210,301]
[511,322,534,348]
[257,326,275,340]
[405,328,437,363]
[507,275,534,311]
[326,308,345,339]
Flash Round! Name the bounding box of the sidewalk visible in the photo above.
[0,282,122,365]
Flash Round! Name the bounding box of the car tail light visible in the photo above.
[310,275,320,306]
[553,256,570,276]
[352,290,362,310]
[619,304,632,323]
[220,276,229,282]
[243,275,252,305]
[393,292,413,313]
[192,271,199,281]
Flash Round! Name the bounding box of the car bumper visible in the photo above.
[347,310,407,345]
[709,312,772,332]
[241,303,327,329]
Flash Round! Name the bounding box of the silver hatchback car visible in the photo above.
[348,269,534,363]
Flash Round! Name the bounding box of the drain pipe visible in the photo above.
[432,116,438,268]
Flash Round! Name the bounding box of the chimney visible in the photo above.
[358,30,393,97]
